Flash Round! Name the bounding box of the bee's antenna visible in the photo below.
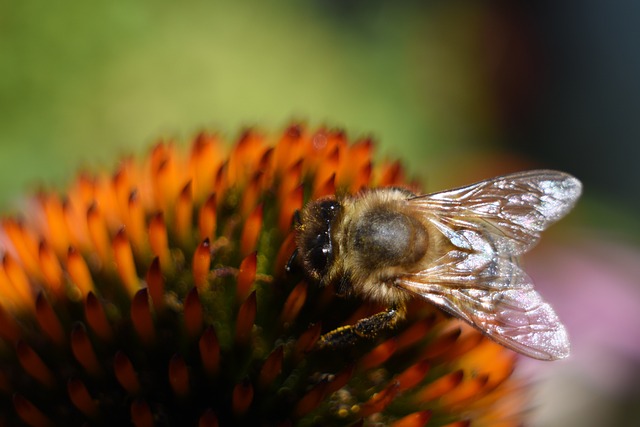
[285,248,299,274]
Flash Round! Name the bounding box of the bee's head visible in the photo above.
[293,198,342,282]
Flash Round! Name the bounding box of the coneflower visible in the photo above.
[0,125,525,426]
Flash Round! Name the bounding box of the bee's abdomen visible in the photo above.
[351,208,428,269]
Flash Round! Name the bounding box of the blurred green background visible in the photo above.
[2,1,640,426]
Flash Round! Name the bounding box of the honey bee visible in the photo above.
[291,170,582,360]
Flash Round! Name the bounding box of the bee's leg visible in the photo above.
[317,306,405,349]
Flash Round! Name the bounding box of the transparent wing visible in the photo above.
[397,253,570,360]
[411,170,582,255]
[396,170,580,360]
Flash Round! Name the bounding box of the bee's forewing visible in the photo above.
[399,170,580,360]
[411,170,582,255]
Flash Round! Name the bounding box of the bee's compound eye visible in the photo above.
[308,243,332,273]
[298,198,340,278]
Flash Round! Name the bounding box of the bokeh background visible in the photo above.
[2,1,639,425]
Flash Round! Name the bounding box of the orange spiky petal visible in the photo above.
[35,292,65,346]
[0,305,20,342]
[360,339,397,370]
[257,147,274,182]
[169,354,189,397]
[258,346,283,389]
[0,263,21,310]
[84,292,113,342]
[113,228,140,296]
[232,378,254,415]
[199,327,221,377]
[149,212,171,273]
[350,161,372,194]
[69,172,95,210]
[294,381,328,418]
[445,329,485,360]
[2,219,40,277]
[278,184,303,234]
[198,409,220,427]
[280,282,307,326]
[16,341,55,388]
[184,287,204,338]
[390,411,432,427]
[13,394,53,427]
[326,365,355,396]
[86,203,110,263]
[0,370,10,394]
[312,174,336,199]
[235,291,257,346]
[112,162,133,219]
[236,252,257,302]
[274,124,305,171]
[340,139,372,191]
[63,197,90,249]
[38,194,70,257]
[175,181,194,245]
[227,130,268,186]
[455,339,517,391]
[70,323,102,377]
[241,172,265,217]
[314,147,339,192]
[422,328,462,358]
[278,159,302,204]
[396,359,431,393]
[294,323,322,362]
[131,289,155,345]
[192,238,211,291]
[359,382,401,417]
[395,316,435,351]
[274,233,296,279]
[127,191,148,253]
[415,370,464,402]
[114,351,141,395]
[146,257,165,312]
[3,254,34,311]
[198,193,217,242]
[66,247,95,298]
[151,146,180,212]
[240,204,263,257]
[67,377,99,418]
[441,421,471,427]
[189,132,222,201]
[130,399,154,427]
[441,375,490,407]
[213,162,228,207]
